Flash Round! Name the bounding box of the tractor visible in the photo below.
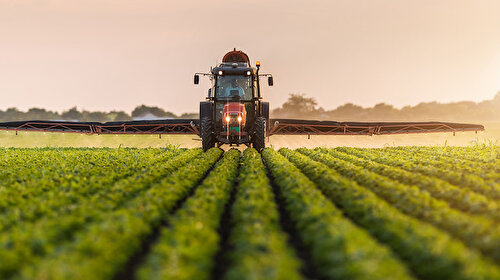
[194,49,273,151]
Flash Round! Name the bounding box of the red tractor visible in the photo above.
[194,49,272,151]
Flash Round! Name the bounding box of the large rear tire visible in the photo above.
[201,117,215,151]
[253,117,266,151]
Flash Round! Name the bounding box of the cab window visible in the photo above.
[216,76,252,101]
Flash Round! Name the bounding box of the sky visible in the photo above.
[1,0,499,114]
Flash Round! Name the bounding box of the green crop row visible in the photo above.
[301,148,500,264]
[386,146,498,174]
[285,148,500,279]
[339,147,500,200]
[381,147,500,182]
[402,146,499,164]
[0,148,164,212]
[223,148,302,280]
[324,147,500,220]
[18,148,223,280]
[0,149,107,201]
[0,148,151,187]
[0,148,205,279]
[137,149,240,280]
[262,148,413,280]
[0,149,180,233]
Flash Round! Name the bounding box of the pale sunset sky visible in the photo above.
[1,0,499,114]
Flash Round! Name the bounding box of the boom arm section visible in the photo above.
[0,120,200,135]
[268,119,484,136]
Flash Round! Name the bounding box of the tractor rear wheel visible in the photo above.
[201,117,215,151]
[253,117,266,151]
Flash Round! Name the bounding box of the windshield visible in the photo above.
[215,76,253,100]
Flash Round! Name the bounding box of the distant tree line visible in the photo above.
[272,92,500,122]
[0,105,198,122]
[1,93,499,122]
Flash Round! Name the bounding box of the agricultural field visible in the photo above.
[0,145,499,279]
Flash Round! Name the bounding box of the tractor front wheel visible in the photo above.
[201,117,215,151]
[253,117,266,151]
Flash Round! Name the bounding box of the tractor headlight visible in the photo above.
[225,116,230,122]
[237,116,242,122]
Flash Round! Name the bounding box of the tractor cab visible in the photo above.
[194,49,272,151]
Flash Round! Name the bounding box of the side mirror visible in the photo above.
[194,74,199,85]
[268,76,274,86]
[208,88,212,98]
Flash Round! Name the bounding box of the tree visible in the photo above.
[26,108,59,120]
[368,103,399,121]
[81,111,108,122]
[61,107,82,121]
[107,111,132,122]
[327,103,366,121]
[272,94,320,118]
[131,105,176,119]
[281,94,318,113]
[0,108,23,121]
[179,112,199,119]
